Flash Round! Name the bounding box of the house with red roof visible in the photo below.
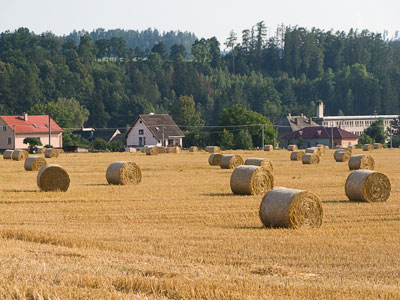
[281,126,359,149]
[0,113,63,150]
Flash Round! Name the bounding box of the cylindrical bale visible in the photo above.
[373,143,383,149]
[287,145,298,151]
[316,145,326,155]
[259,187,323,228]
[24,156,47,171]
[209,153,223,166]
[3,149,14,159]
[363,144,374,151]
[12,150,29,161]
[57,148,65,154]
[348,154,374,170]
[175,147,181,153]
[334,151,351,162]
[146,147,158,155]
[156,146,166,154]
[345,170,391,202]
[245,158,273,173]
[44,148,59,158]
[302,153,320,164]
[205,146,221,153]
[305,147,322,156]
[220,154,244,169]
[166,147,176,153]
[37,148,47,154]
[189,146,199,152]
[264,145,274,151]
[106,161,142,185]
[37,164,70,192]
[290,150,305,161]
[230,165,274,195]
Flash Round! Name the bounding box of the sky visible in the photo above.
[0,0,399,47]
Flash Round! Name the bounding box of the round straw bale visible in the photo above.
[264,145,274,151]
[348,154,374,170]
[37,164,70,192]
[205,146,221,153]
[334,151,351,162]
[259,187,323,228]
[12,149,28,161]
[302,153,320,164]
[290,150,305,161]
[220,154,244,169]
[44,148,59,158]
[373,143,383,149]
[230,165,274,195]
[146,147,158,155]
[208,153,223,166]
[3,149,14,159]
[57,148,65,154]
[174,146,181,153]
[287,145,298,151]
[157,146,166,154]
[245,158,273,173]
[345,170,391,202]
[166,147,176,153]
[189,146,199,152]
[335,145,342,149]
[106,161,142,185]
[37,148,47,154]
[24,156,47,171]
[305,147,322,156]
[363,144,374,151]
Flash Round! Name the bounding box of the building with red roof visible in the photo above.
[0,113,63,150]
[281,126,359,149]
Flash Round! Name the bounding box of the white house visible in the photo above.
[126,113,184,148]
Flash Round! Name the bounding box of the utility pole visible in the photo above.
[272,125,276,149]
[331,127,334,149]
[162,126,165,147]
[261,124,264,150]
[13,125,16,150]
[390,126,393,148]
[48,115,51,146]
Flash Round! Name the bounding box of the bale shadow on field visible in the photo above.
[3,189,38,193]
[201,193,245,197]
[322,199,350,203]
[84,183,109,186]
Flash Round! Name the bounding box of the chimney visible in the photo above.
[316,101,324,118]
[24,112,28,121]
[294,118,298,125]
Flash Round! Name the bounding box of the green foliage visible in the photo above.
[236,128,253,149]
[62,129,92,148]
[220,129,234,150]
[364,119,386,144]
[93,138,109,150]
[23,137,42,153]
[359,133,374,145]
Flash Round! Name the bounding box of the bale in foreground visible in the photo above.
[230,165,274,195]
[287,145,298,151]
[363,144,374,151]
[12,150,28,161]
[44,148,59,158]
[334,151,351,162]
[264,145,274,151]
[205,146,221,153]
[259,187,323,228]
[24,156,47,171]
[290,150,305,161]
[302,153,320,164]
[208,153,223,166]
[37,164,70,192]
[220,154,244,169]
[3,149,14,159]
[345,170,391,202]
[245,158,273,173]
[106,161,142,185]
[348,154,374,170]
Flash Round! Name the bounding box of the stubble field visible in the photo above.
[0,148,399,300]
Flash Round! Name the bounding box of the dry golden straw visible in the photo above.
[220,154,244,169]
[245,158,273,173]
[205,146,221,153]
[3,149,14,159]
[334,151,351,162]
[106,161,142,185]
[348,154,375,170]
[259,187,323,228]
[166,147,181,153]
[230,165,274,195]
[290,150,305,161]
[44,148,59,158]
[189,146,198,152]
[373,143,383,149]
[146,147,158,155]
[208,153,223,166]
[306,147,322,156]
[363,144,374,151]
[57,148,65,154]
[264,145,274,151]
[345,170,391,202]
[287,145,298,151]
[24,156,47,171]
[37,147,47,154]
[12,149,28,161]
[157,146,166,154]
[302,153,320,164]
[37,164,70,192]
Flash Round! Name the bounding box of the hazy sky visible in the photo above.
[0,0,399,47]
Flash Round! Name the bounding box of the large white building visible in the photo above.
[315,101,398,136]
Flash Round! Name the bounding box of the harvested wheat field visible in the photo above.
[0,148,399,299]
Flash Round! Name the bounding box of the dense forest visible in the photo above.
[0,24,400,148]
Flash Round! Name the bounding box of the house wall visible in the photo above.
[334,138,359,148]
[15,133,62,149]
[0,120,14,150]
[127,119,159,147]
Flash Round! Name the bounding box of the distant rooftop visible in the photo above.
[318,115,398,120]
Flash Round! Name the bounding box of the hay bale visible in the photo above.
[208,153,223,166]
[44,148,59,158]
[166,147,181,153]
[189,146,199,152]
[57,148,65,154]
[205,146,221,153]
[259,187,323,228]
[220,154,244,169]
[24,156,47,171]
[230,165,274,195]
[146,147,158,155]
[245,158,273,173]
[373,143,383,149]
[12,150,28,161]
[348,154,375,170]
[106,161,142,185]
[37,164,70,192]
[345,170,391,202]
[290,150,305,161]
[287,145,298,151]
[175,147,181,153]
[302,153,320,164]
[157,146,166,154]
[363,144,374,151]
[3,150,14,160]
[264,145,274,151]
[334,151,351,162]
[305,147,322,156]
[316,144,326,154]
[37,148,47,154]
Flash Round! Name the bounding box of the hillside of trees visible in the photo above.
[0,23,400,148]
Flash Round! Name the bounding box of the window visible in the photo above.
[7,137,11,144]
[33,124,38,128]
[45,124,49,128]
[168,139,173,145]
[139,129,144,135]
[2,125,6,132]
